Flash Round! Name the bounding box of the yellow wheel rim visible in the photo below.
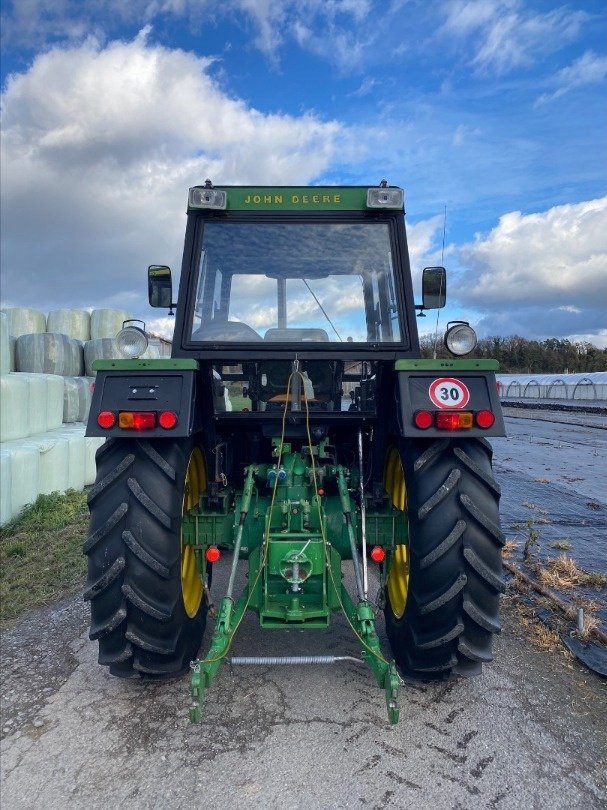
[181,447,206,618]
[385,447,410,619]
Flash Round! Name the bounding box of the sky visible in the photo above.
[1,0,606,348]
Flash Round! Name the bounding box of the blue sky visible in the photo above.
[1,0,606,346]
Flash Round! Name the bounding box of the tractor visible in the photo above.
[85,182,506,724]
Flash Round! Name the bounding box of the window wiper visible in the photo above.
[301,279,343,341]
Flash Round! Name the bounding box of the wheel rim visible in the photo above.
[385,447,409,620]
[181,447,206,618]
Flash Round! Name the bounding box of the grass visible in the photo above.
[537,554,607,591]
[0,490,89,625]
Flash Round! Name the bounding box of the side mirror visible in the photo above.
[148,265,173,308]
[422,266,446,309]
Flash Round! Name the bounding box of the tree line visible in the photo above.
[420,334,607,373]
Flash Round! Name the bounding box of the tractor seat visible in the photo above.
[192,319,262,342]
[264,328,329,342]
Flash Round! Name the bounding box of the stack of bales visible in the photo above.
[0,307,162,526]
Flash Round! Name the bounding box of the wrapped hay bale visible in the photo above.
[24,433,70,496]
[85,436,105,485]
[0,312,10,373]
[2,441,40,518]
[46,309,91,341]
[84,338,120,376]
[0,451,11,526]
[46,374,65,431]
[63,377,95,423]
[15,333,83,376]
[90,309,132,340]
[1,307,46,338]
[56,426,86,491]
[18,373,48,435]
[9,336,16,372]
[0,374,30,441]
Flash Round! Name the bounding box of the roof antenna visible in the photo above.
[432,205,447,360]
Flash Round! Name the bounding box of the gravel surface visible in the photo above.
[1,581,606,809]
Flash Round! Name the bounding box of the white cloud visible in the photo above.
[440,0,589,76]
[0,32,347,312]
[536,51,607,106]
[455,198,607,342]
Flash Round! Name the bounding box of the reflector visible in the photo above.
[435,411,473,430]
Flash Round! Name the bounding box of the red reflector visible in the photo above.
[119,411,156,430]
[317,488,325,497]
[435,411,473,430]
[159,410,178,429]
[414,410,433,429]
[205,546,221,563]
[97,411,116,429]
[476,410,495,428]
[370,546,385,563]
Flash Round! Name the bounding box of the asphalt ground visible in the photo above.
[1,408,606,809]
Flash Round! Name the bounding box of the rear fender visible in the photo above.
[395,359,506,438]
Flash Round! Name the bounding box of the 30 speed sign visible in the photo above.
[428,377,470,409]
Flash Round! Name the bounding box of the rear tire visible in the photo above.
[385,438,505,677]
[84,438,207,678]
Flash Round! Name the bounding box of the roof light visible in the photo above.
[366,187,404,209]
[444,321,477,356]
[116,320,148,359]
[189,187,227,210]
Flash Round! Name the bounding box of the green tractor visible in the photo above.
[85,182,506,724]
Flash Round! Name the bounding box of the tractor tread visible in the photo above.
[418,573,467,615]
[83,557,125,601]
[83,503,128,553]
[413,439,450,474]
[417,520,466,569]
[98,642,133,665]
[127,477,172,528]
[137,440,177,481]
[463,597,502,634]
[87,454,135,505]
[418,469,461,520]
[453,447,501,496]
[89,604,127,640]
[122,529,173,578]
[122,582,173,621]
[125,626,179,655]
[133,654,186,676]
[463,547,507,593]
[458,638,494,663]
[413,620,465,650]
[460,493,505,545]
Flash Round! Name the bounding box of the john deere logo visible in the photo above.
[243,194,342,206]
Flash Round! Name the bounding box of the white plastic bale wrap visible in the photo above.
[1,308,46,337]
[90,309,133,340]
[0,312,10,373]
[84,338,120,376]
[0,374,30,441]
[18,373,48,435]
[15,333,84,376]
[9,337,16,372]
[46,374,65,430]
[57,425,87,491]
[63,377,95,422]
[46,309,91,341]
[85,435,105,485]
[2,441,40,518]
[23,433,70,496]
[0,451,11,525]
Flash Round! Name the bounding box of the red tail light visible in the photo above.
[205,547,221,563]
[435,411,473,430]
[97,411,116,429]
[158,410,178,429]
[414,410,433,429]
[119,411,156,430]
[476,410,495,428]
[370,546,385,563]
